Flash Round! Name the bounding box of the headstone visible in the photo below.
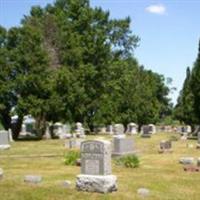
[24,115,36,134]
[0,168,3,180]
[193,126,200,135]
[112,135,135,156]
[126,123,137,135]
[75,122,85,138]
[141,125,151,138]
[76,140,117,193]
[43,125,51,139]
[148,124,156,134]
[65,138,84,149]
[197,132,200,149]
[113,124,124,135]
[8,129,14,142]
[0,130,10,150]
[24,175,42,184]
[21,123,26,135]
[106,125,113,134]
[158,140,172,153]
[179,157,194,165]
[186,125,192,133]
[137,188,150,197]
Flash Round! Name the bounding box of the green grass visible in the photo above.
[0,133,200,200]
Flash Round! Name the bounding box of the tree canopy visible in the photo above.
[174,40,200,126]
[0,0,171,137]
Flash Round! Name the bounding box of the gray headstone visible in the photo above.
[126,123,137,134]
[112,135,134,156]
[65,139,84,149]
[137,188,150,197]
[8,129,14,142]
[0,131,9,145]
[113,124,124,135]
[24,175,42,184]
[179,157,194,165]
[106,125,113,134]
[81,140,111,175]
[76,140,117,193]
[75,122,85,137]
[160,140,172,150]
[148,124,156,134]
[141,125,151,137]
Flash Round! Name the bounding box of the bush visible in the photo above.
[115,154,139,168]
[64,150,80,166]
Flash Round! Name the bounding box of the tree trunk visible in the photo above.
[11,115,23,140]
[35,114,47,138]
[0,109,11,130]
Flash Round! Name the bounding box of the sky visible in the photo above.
[0,0,200,104]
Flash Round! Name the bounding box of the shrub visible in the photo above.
[115,154,139,168]
[64,150,80,166]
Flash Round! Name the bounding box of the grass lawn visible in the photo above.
[0,133,200,200]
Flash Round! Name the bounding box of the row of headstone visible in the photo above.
[44,122,86,139]
[176,125,192,134]
[101,123,156,136]
[65,134,136,158]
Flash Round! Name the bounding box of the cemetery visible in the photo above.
[1,0,200,199]
[1,126,200,199]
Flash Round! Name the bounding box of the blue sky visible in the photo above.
[0,0,200,104]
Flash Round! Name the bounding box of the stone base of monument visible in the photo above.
[76,174,117,193]
[158,149,173,154]
[0,144,10,150]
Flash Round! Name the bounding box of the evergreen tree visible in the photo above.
[174,67,196,125]
[190,40,200,123]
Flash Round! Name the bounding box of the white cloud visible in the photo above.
[145,4,166,15]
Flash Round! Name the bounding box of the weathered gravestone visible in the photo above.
[126,123,138,135]
[141,125,151,138]
[24,175,42,184]
[106,125,113,135]
[75,122,85,138]
[65,138,84,149]
[76,140,117,193]
[113,124,124,135]
[112,135,135,157]
[0,130,10,150]
[158,140,172,153]
[148,124,156,134]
